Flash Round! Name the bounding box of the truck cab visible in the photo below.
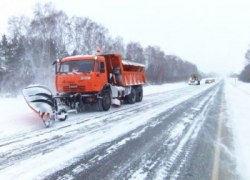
[56,55,107,93]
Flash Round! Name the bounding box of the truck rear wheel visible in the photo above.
[136,86,143,102]
[128,87,136,104]
[99,90,111,111]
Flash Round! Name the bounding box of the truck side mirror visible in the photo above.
[53,60,58,73]
[53,59,61,73]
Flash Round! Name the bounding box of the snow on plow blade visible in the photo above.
[22,85,55,127]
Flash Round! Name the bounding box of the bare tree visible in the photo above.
[0,2,201,95]
[126,42,145,64]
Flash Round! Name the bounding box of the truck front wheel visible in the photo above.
[100,90,111,111]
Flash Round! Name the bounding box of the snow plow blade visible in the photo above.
[22,85,55,127]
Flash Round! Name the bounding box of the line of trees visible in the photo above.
[0,2,199,95]
[239,47,250,82]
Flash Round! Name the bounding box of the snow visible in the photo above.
[144,82,188,96]
[0,82,188,138]
[0,96,43,138]
[130,87,219,180]
[5,79,250,179]
[0,81,216,179]
[225,78,250,180]
[122,60,145,67]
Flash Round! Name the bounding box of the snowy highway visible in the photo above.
[0,80,237,179]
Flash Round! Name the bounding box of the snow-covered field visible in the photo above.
[225,78,250,180]
[1,79,250,179]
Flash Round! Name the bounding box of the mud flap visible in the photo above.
[22,85,55,127]
[112,98,121,107]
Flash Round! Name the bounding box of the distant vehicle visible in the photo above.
[188,73,201,85]
[205,79,215,84]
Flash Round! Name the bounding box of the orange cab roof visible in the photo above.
[62,55,98,62]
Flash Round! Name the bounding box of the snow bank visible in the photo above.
[0,96,43,138]
[225,78,250,180]
[144,82,188,96]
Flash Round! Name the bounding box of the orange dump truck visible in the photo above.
[23,53,146,127]
[56,53,146,110]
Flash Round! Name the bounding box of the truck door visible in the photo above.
[95,60,107,91]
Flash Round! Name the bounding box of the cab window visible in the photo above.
[97,61,105,73]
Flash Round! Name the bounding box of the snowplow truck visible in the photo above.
[23,54,146,127]
[188,73,201,85]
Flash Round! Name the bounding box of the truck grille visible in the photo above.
[63,85,85,92]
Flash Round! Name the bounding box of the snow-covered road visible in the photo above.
[0,80,237,180]
[4,80,250,180]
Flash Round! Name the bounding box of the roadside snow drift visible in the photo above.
[225,78,250,180]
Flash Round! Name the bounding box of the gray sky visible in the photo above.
[1,0,250,75]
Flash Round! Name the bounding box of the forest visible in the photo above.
[0,3,199,95]
[239,47,250,82]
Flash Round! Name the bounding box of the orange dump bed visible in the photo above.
[101,54,146,87]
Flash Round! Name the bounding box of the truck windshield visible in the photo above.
[59,60,94,73]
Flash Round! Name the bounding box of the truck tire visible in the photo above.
[100,89,111,111]
[136,86,143,102]
[128,87,136,104]
[58,108,68,121]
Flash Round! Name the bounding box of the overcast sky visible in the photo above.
[1,0,250,75]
